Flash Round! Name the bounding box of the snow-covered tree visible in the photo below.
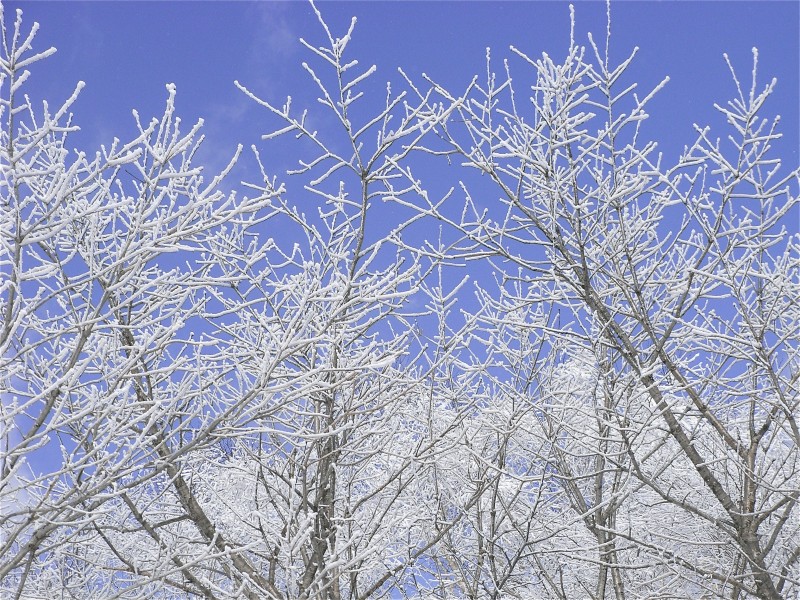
[1,2,797,599]
[404,6,799,597]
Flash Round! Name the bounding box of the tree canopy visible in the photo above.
[1,2,798,598]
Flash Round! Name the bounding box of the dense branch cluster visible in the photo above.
[1,3,798,599]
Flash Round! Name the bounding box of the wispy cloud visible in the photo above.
[192,2,304,181]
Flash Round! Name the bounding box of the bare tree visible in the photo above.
[1,4,472,598]
[1,2,797,599]
[403,5,799,598]
[0,4,274,596]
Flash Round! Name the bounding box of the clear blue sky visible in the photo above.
[3,4,797,591]
[9,1,799,184]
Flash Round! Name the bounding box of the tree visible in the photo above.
[403,8,799,597]
[1,2,797,598]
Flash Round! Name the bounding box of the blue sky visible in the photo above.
[3,3,798,590]
[10,1,799,185]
